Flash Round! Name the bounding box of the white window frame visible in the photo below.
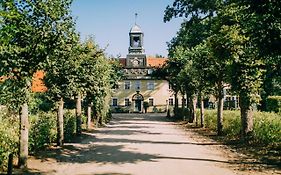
[168,98,174,106]
[147,81,155,90]
[125,98,130,106]
[124,81,131,90]
[135,81,141,90]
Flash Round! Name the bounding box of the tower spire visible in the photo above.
[135,13,138,25]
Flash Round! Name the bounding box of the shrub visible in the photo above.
[266,96,281,113]
[222,111,241,138]
[253,112,281,145]
[201,109,281,146]
[202,110,217,130]
[0,109,19,171]
[29,112,56,153]
[64,110,76,142]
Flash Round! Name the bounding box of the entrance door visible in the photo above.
[135,100,142,112]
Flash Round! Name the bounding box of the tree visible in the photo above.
[164,0,270,139]
[44,33,79,146]
[237,0,281,110]
[222,3,265,139]
[79,38,114,127]
[192,43,213,127]
[164,1,218,126]
[0,0,75,168]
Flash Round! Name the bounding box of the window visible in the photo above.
[168,98,174,106]
[125,98,130,106]
[148,98,154,106]
[147,81,154,90]
[112,98,118,106]
[125,81,130,90]
[135,81,141,90]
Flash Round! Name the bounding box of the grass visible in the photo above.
[192,109,281,167]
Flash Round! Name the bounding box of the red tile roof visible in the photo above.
[118,57,167,67]
[0,71,47,93]
[147,57,167,67]
[31,70,47,92]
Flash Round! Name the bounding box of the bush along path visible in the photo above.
[17,113,280,175]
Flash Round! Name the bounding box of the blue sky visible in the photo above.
[71,0,183,58]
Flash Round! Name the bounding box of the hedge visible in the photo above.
[266,96,281,113]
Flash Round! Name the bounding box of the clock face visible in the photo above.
[131,57,140,67]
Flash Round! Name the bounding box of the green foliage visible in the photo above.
[0,108,80,170]
[29,112,56,152]
[0,108,18,171]
[200,110,281,145]
[0,0,76,104]
[29,93,54,114]
[29,110,79,148]
[111,107,129,113]
[164,0,278,136]
[266,96,281,113]
[0,0,77,167]
[64,110,77,142]
[79,38,115,125]
[253,112,281,145]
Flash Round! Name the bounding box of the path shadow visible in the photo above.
[92,174,132,175]
[94,137,225,146]
[94,129,161,136]
[32,144,158,165]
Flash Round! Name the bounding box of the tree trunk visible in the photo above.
[87,102,92,130]
[182,96,186,109]
[76,93,82,135]
[98,111,103,126]
[182,95,186,120]
[57,98,64,146]
[199,93,205,128]
[193,96,198,126]
[93,106,98,127]
[18,103,28,169]
[186,93,193,123]
[239,95,253,140]
[217,82,224,136]
[174,91,179,117]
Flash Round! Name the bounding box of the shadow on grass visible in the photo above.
[177,121,281,170]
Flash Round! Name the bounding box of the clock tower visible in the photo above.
[126,22,147,68]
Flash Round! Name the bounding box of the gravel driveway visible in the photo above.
[26,113,280,175]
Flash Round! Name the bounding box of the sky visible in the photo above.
[71,0,183,58]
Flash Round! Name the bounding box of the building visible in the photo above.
[111,23,175,113]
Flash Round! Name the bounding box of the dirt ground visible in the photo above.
[23,113,280,175]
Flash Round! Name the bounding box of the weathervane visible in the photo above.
[135,13,138,25]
